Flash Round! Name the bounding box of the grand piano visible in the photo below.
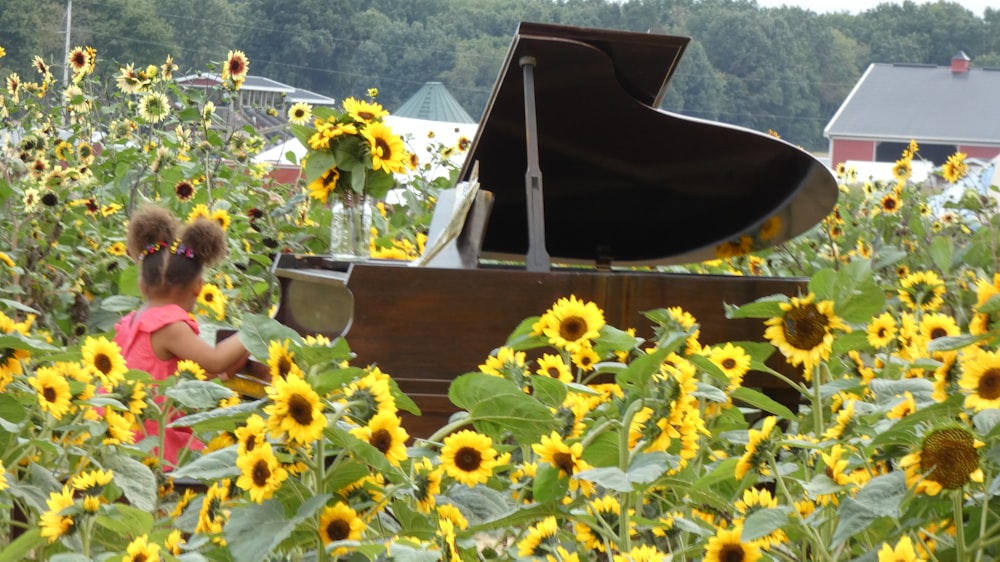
[268,22,838,437]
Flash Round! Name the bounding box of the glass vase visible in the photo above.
[329,191,372,260]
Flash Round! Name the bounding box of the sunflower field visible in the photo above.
[3,44,1000,562]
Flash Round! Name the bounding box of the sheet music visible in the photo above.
[411,162,480,267]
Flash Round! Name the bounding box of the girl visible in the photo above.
[114,204,249,469]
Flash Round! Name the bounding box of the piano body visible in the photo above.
[268,22,838,438]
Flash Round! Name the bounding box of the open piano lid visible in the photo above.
[458,22,838,268]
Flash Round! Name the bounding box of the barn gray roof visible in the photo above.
[824,62,1000,145]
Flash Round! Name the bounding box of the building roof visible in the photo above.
[824,62,1000,145]
[395,82,475,123]
[175,74,336,105]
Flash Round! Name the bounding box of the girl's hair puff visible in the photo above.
[126,205,178,259]
[178,217,227,267]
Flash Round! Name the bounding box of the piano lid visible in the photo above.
[458,22,838,267]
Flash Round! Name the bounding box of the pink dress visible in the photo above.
[113,304,206,469]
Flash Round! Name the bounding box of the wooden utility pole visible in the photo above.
[63,0,72,86]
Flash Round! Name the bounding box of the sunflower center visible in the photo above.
[722,358,737,370]
[374,137,391,158]
[552,452,576,475]
[369,428,392,454]
[326,518,351,541]
[243,435,257,453]
[546,366,561,377]
[358,111,375,121]
[455,447,483,472]
[94,353,113,375]
[978,369,1000,400]
[288,394,315,425]
[252,461,271,486]
[559,316,587,342]
[877,327,887,338]
[930,327,948,339]
[134,554,148,562]
[43,386,57,403]
[783,304,829,350]
[720,544,748,562]
[921,428,979,489]
[277,357,292,377]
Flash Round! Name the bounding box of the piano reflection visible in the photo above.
[257,22,838,438]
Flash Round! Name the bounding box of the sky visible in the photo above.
[752,0,993,16]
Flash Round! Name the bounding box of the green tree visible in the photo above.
[153,0,241,74]
[0,0,64,80]
[72,0,179,68]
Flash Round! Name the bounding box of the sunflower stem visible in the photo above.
[422,417,473,446]
[768,451,833,562]
[975,466,992,562]
[953,489,967,561]
[811,363,823,435]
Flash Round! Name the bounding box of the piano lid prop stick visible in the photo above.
[519,55,550,273]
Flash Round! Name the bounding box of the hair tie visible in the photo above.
[169,238,196,259]
[139,241,168,260]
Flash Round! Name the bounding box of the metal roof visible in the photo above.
[824,63,1000,144]
[394,81,475,123]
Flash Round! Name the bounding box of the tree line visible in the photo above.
[2,0,998,150]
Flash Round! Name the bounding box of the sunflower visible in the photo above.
[123,535,161,562]
[287,102,312,125]
[164,529,186,556]
[440,429,498,486]
[735,416,778,480]
[517,515,560,557]
[137,91,170,123]
[0,461,8,492]
[532,431,589,480]
[941,152,969,184]
[533,295,605,353]
[959,347,1000,411]
[763,293,849,377]
[867,312,898,349]
[39,486,77,543]
[211,209,231,230]
[71,468,113,497]
[411,457,442,513]
[175,358,207,380]
[195,479,230,535]
[734,488,788,551]
[318,502,366,556]
[307,166,340,204]
[236,441,289,503]
[235,413,267,455]
[899,424,984,496]
[478,346,527,378]
[67,46,90,76]
[575,495,635,553]
[265,339,301,381]
[362,121,409,175]
[161,54,178,81]
[197,282,227,321]
[703,526,762,562]
[342,369,396,422]
[81,335,128,389]
[535,353,573,382]
[613,544,669,562]
[892,157,912,183]
[571,346,601,372]
[879,192,901,214]
[342,96,389,123]
[876,535,922,562]
[350,410,409,466]
[706,342,751,391]
[222,50,249,82]
[174,179,196,201]
[887,391,918,420]
[264,372,328,444]
[898,270,946,312]
[28,365,73,420]
[103,409,136,445]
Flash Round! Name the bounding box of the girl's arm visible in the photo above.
[153,322,249,377]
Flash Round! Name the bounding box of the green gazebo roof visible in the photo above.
[394,81,476,123]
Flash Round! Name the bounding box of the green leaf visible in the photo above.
[724,294,789,319]
[389,500,437,540]
[741,508,788,542]
[105,454,158,512]
[169,399,264,432]
[324,426,406,482]
[239,314,303,361]
[808,267,837,301]
[99,294,142,312]
[615,346,674,393]
[627,452,670,484]
[169,447,240,481]
[532,463,570,504]
[449,373,557,443]
[95,503,154,536]
[730,387,797,420]
[0,529,46,562]
[444,484,516,524]
[979,293,1000,314]
[927,334,987,352]
[929,235,954,274]
[0,392,26,425]
[302,150,337,185]
[529,375,567,409]
[225,494,330,562]
[870,393,964,448]
[166,379,236,409]
[831,472,907,547]
[575,466,633,492]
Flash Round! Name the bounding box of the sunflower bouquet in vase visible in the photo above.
[290,95,411,259]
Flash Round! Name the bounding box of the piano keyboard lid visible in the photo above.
[458,21,838,268]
